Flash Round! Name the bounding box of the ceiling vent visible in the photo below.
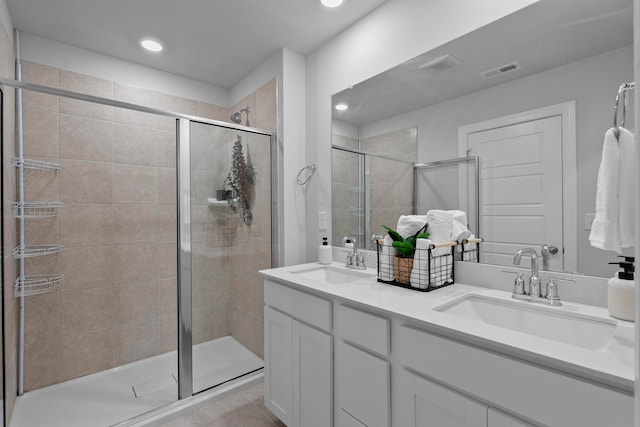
[418,54,462,75]
[479,61,521,80]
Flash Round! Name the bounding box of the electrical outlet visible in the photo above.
[584,213,595,230]
[319,211,328,231]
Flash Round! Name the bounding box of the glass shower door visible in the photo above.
[188,121,270,394]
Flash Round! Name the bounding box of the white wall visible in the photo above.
[356,45,633,277]
[18,32,229,107]
[304,0,539,261]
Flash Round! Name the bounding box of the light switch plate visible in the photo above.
[319,211,328,231]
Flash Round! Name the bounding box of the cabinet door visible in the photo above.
[410,373,487,427]
[264,307,293,425]
[293,321,332,427]
[488,408,534,427]
[336,342,390,427]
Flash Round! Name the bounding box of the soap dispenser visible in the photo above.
[319,237,332,265]
[607,256,635,321]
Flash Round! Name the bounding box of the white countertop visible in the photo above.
[260,262,635,393]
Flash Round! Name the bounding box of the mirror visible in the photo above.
[331,0,634,277]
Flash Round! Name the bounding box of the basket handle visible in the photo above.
[462,238,483,244]
[428,241,458,249]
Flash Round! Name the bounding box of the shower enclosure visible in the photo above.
[0,72,276,427]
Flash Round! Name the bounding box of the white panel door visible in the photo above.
[293,321,333,427]
[264,307,293,426]
[488,408,535,427]
[410,373,487,427]
[467,116,563,270]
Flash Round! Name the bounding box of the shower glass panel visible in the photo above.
[189,122,269,394]
[6,91,181,427]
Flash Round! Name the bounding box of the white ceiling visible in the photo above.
[6,0,387,89]
[332,0,634,126]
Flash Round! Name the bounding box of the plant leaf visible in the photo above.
[382,225,404,242]
[416,232,430,240]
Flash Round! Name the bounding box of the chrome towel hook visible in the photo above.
[613,82,635,140]
[296,164,316,186]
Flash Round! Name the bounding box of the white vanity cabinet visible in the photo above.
[264,280,333,427]
[334,304,391,427]
[405,371,488,427]
[401,370,535,427]
[488,409,535,427]
[397,324,633,427]
[262,272,633,427]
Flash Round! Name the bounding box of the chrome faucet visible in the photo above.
[342,236,366,270]
[513,248,542,299]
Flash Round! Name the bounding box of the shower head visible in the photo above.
[229,107,250,125]
[230,112,242,124]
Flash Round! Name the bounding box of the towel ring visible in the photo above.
[613,82,635,140]
[296,164,316,186]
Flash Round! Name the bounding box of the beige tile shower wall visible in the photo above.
[1,22,17,422]
[228,80,276,359]
[364,127,417,237]
[18,62,274,391]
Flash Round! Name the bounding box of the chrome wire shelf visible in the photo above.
[13,201,63,218]
[15,274,63,297]
[12,157,62,171]
[13,245,63,259]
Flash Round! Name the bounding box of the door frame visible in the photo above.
[457,101,577,273]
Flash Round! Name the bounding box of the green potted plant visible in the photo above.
[382,222,429,285]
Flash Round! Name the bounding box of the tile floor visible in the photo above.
[158,382,285,427]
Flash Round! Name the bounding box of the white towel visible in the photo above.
[410,238,453,289]
[396,214,428,239]
[618,127,635,248]
[410,238,434,289]
[589,128,623,252]
[378,235,397,281]
[451,219,473,243]
[447,210,468,228]
[425,210,454,255]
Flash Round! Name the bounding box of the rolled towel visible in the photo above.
[378,235,396,281]
[425,210,454,255]
[451,219,472,243]
[447,210,468,227]
[396,214,428,238]
[410,238,433,289]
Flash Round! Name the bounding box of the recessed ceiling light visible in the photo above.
[140,39,163,52]
[335,103,348,111]
[320,0,344,8]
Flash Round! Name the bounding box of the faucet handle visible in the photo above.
[502,270,526,296]
[356,252,366,269]
[544,277,575,306]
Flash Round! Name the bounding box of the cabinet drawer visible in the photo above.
[335,304,390,357]
[398,325,633,427]
[264,279,331,331]
[336,342,390,427]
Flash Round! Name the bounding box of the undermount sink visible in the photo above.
[435,294,617,351]
[289,265,373,285]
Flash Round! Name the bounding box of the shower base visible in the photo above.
[9,336,263,427]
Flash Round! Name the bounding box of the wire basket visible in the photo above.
[460,237,483,262]
[15,274,63,297]
[376,241,456,292]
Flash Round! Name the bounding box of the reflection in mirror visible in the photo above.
[331,0,634,277]
[332,125,416,250]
